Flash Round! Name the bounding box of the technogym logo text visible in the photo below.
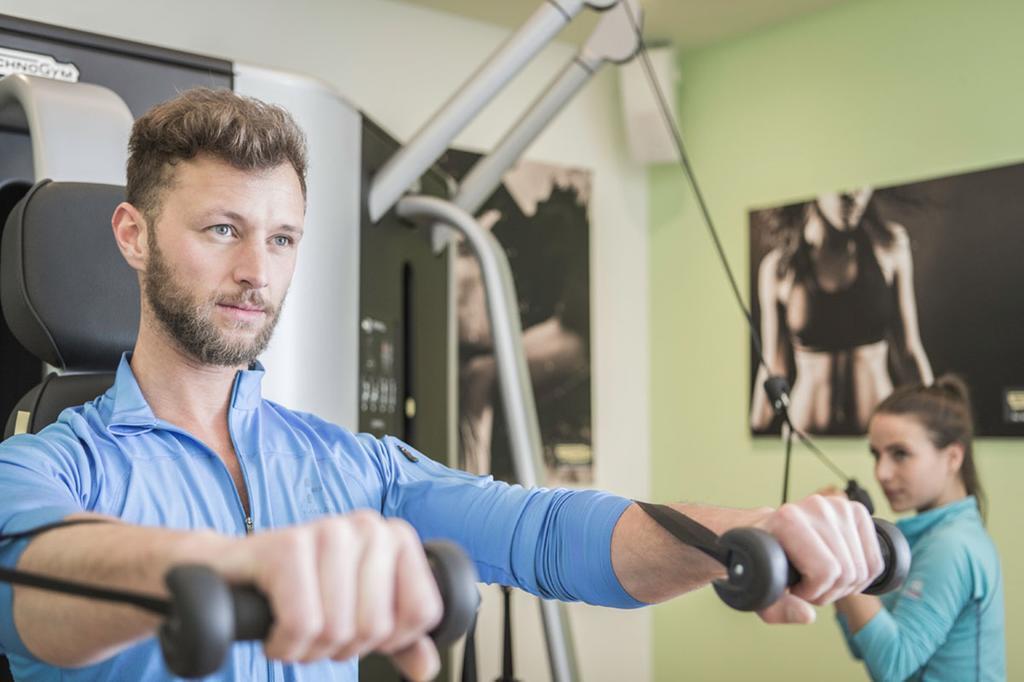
[0,47,79,82]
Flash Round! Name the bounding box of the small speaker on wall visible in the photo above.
[618,44,678,164]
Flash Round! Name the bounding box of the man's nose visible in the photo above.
[234,238,269,289]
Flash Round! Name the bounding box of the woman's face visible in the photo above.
[868,412,964,513]
[816,186,874,230]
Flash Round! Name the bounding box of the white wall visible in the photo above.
[1,1,651,679]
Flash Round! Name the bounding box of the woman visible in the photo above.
[750,187,933,434]
[835,376,1005,681]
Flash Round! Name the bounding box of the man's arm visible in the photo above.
[373,436,883,621]
[12,513,221,666]
[611,496,884,623]
[10,511,443,680]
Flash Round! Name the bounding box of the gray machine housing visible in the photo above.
[0,13,452,458]
[0,13,451,682]
[0,4,643,680]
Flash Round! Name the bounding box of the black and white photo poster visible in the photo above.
[441,149,595,482]
[749,162,1024,436]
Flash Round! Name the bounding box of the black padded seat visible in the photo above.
[4,372,120,438]
[1,180,138,438]
[0,179,39,424]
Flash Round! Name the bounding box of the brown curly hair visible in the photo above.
[126,87,308,224]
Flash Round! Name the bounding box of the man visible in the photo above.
[0,89,883,681]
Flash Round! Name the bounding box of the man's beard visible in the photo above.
[143,238,284,367]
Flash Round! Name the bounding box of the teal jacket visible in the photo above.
[838,496,1005,681]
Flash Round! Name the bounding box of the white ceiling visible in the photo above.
[395,0,854,49]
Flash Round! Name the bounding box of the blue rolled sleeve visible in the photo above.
[373,436,644,609]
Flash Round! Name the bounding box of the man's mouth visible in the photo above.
[221,304,264,312]
[217,302,268,319]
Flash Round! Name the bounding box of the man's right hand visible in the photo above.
[206,511,443,681]
[753,494,884,624]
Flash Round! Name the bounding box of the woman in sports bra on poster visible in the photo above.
[750,187,933,434]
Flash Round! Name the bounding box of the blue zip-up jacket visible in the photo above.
[837,496,1005,681]
[0,355,642,680]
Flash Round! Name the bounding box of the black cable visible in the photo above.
[791,428,849,480]
[620,4,766,369]
[0,566,168,616]
[495,586,519,682]
[634,501,727,564]
[460,610,479,682]
[0,518,109,543]
[0,519,169,616]
[620,3,858,503]
[781,427,794,504]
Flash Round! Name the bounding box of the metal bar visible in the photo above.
[453,57,593,216]
[396,195,580,682]
[430,0,642,255]
[368,0,586,222]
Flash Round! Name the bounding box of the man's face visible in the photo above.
[141,155,305,367]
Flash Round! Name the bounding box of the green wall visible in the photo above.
[649,0,1023,679]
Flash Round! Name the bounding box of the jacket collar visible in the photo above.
[106,352,265,434]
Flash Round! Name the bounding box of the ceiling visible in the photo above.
[396,0,853,50]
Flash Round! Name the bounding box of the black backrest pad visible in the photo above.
[1,181,139,371]
[4,372,115,439]
[0,179,40,422]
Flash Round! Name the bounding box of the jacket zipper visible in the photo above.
[155,420,255,536]
[228,413,256,536]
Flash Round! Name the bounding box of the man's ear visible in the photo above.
[112,202,149,271]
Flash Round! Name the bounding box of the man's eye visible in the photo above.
[273,235,294,247]
[210,224,233,237]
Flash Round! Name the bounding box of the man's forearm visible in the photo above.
[12,513,227,667]
[611,502,770,604]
